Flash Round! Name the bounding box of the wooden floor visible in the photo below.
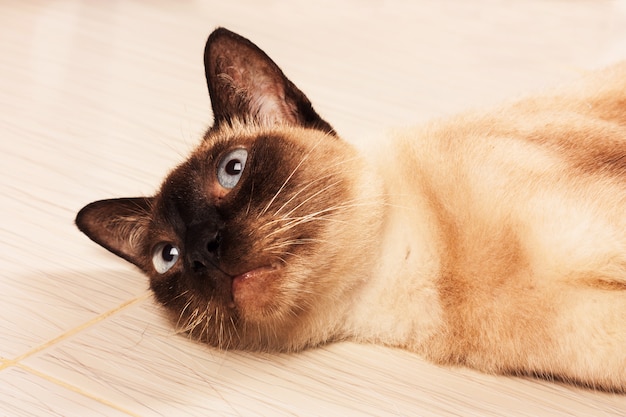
[2,1,626,415]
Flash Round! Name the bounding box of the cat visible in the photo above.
[76,27,626,392]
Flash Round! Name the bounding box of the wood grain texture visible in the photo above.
[2,0,626,415]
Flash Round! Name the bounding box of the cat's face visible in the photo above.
[76,28,383,351]
[145,124,365,350]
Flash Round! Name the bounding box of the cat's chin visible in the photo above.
[231,265,281,318]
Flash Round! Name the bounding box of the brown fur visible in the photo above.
[76,28,626,392]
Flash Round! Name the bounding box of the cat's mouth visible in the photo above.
[229,265,281,315]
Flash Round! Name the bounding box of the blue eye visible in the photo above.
[217,148,248,189]
[152,243,180,274]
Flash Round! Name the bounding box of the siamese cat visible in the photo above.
[76,28,626,392]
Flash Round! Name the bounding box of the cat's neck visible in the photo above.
[340,136,445,352]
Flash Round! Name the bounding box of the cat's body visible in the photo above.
[77,28,626,391]
[363,79,626,388]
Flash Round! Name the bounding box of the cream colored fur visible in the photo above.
[341,63,626,391]
[76,28,626,392]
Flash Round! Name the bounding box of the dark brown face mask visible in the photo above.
[75,27,364,352]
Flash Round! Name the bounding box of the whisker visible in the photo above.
[177,307,201,335]
[229,316,240,343]
[280,179,344,219]
[265,238,327,250]
[272,171,338,217]
[263,241,327,258]
[201,303,212,342]
[246,181,254,216]
[264,197,384,228]
[264,206,352,238]
[176,299,193,329]
[218,309,226,348]
[171,290,190,302]
[258,154,310,218]
[262,250,308,264]
[258,135,327,218]
[271,155,362,218]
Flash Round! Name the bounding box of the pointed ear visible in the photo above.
[204,27,335,134]
[75,198,153,268]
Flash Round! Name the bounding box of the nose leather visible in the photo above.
[185,221,222,274]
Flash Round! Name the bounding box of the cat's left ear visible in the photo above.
[204,27,335,135]
[75,198,153,268]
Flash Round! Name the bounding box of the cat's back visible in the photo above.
[394,61,626,217]
[366,64,626,387]
[381,61,626,296]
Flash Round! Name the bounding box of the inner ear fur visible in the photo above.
[204,27,335,134]
[75,197,153,268]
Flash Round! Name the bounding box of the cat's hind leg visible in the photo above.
[524,280,626,392]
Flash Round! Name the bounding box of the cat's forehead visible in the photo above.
[153,123,351,220]
[204,118,337,145]
[196,123,285,157]
[155,126,300,211]
[192,123,337,169]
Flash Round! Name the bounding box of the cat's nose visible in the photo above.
[194,232,221,270]
[185,224,222,273]
[205,232,221,255]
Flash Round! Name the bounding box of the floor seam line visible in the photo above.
[10,291,152,364]
[16,363,141,417]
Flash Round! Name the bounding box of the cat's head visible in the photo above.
[76,28,383,351]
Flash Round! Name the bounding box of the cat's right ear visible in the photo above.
[75,197,153,268]
[204,27,335,134]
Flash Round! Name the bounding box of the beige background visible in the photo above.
[2,1,626,415]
